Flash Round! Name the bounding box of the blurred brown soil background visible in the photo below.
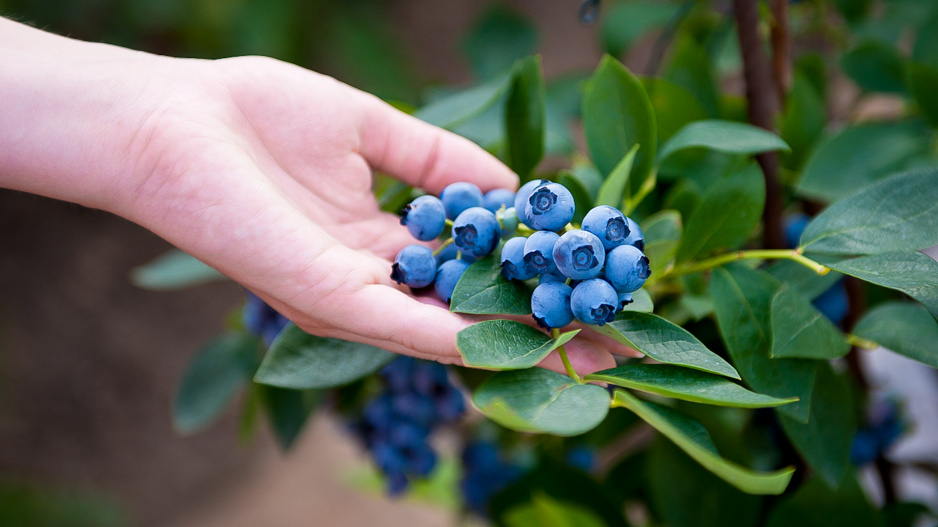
[0,1,601,525]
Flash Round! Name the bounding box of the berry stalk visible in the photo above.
[552,328,583,384]
[664,249,830,278]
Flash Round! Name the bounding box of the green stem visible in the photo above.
[665,249,830,278]
[517,224,536,236]
[432,238,454,256]
[847,334,879,350]
[445,219,454,228]
[552,328,583,384]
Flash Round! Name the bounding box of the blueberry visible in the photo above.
[571,279,619,326]
[531,282,575,329]
[524,183,576,231]
[605,245,650,293]
[513,179,550,227]
[242,292,290,346]
[391,245,438,288]
[784,213,811,249]
[538,268,568,284]
[440,182,484,220]
[617,291,634,310]
[482,188,516,213]
[436,243,476,265]
[500,236,537,281]
[435,259,470,303]
[400,195,446,241]
[553,230,605,280]
[623,217,644,251]
[523,231,560,276]
[812,279,848,326]
[581,205,629,251]
[453,207,501,258]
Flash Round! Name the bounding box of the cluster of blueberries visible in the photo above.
[350,356,465,496]
[391,180,651,329]
[242,291,290,346]
[460,440,524,514]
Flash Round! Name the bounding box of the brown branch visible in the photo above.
[769,0,792,109]
[733,0,784,250]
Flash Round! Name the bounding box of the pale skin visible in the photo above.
[0,17,637,374]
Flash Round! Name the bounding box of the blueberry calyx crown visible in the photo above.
[591,304,616,326]
[605,217,628,243]
[528,187,558,215]
[572,245,599,271]
[454,224,478,248]
[390,262,406,284]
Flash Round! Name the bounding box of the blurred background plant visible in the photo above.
[2,0,938,526]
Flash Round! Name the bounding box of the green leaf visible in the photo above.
[641,77,710,145]
[769,287,851,359]
[594,312,739,379]
[586,364,796,408]
[505,493,607,527]
[450,255,534,315]
[648,438,762,527]
[558,171,593,225]
[766,260,843,300]
[261,386,318,451]
[415,71,513,129]
[582,55,657,196]
[765,476,883,527]
[908,62,938,128]
[778,362,856,488]
[664,36,721,118]
[657,120,790,165]
[795,122,931,203]
[505,56,546,177]
[779,73,826,170]
[130,249,225,290]
[254,324,395,389]
[472,369,610,436]
[828,251,938,320]
[461,5,537,80]
[619,288,654,313]
[854,301,938,368]
[642,210,682,278]
[595,145,639,208]
[456,320,580,370]
[676,162,765,263]
[840,40,908,94]
[613,390,794,495]
[710,265,818,422]
[600,1,680,56]
[173,333,258,434]
[800,168,938,255]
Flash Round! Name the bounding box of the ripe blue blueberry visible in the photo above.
[453,207,501,258]
[514,179,549,227]
[391,245,438,288]
[434,259,470,303]
[581,205,629,251]
[531,282,575,329]
[605,244,650,293]
[617,291,634,310]
[482,188,516,213]
[553,230,605,280]
[500,236,537,281]
[523,231,560,276]
[440,182,484,219]
[784,213,811,249]
[400,195,446,241]
[623,217,645,251]
[539,268,567,284]
[525,183,576,231]
[571,279,618,326]
[436,242,476,265]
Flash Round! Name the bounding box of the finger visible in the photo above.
[574,326,644,358]
[357,97,518,194]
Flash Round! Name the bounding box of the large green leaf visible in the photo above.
[766,260,843,300]
[415,71,513,129]
[613,390,794,495]
[461,5,537,80]
[641,209,683,278]
[173,333,258,434]
[450,255,534,315]
[840,40,908,94]
[558,171,593,225]
[656,120,790,165]
[710,266,817,422]
[582,55,657,196]
[505,56,546,177]
[664,36,720,118]
[586,364,796,408]
[800,169,938,255]
[641,78,710,145]
[828,251,938,320]
[795,122,931,203]
[595,145,639,208]
[648,439,762,527]
[254,324,395,389]
[618,288,654,314]
[504,494,607,527]
[676,162,765,263]
[778,73,826,170]
[765,476,883,527]
[472,369,610,436]
[600,0,680,56]
[778,362,856,488]
[456,320,579,370]
[130,249,225,290]
[854,301,938,368]
[770,287,851,359]
[594,312,739,379]
[908,62,938,128]
[261,386,318,451]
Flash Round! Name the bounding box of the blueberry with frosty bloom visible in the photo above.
[553,230,605,280]
[571,279,618,326]
[523,231,560,276]
[500,236,537,281]
[452,207,501,258]
[581,205,629,251]
[524,183,575,232]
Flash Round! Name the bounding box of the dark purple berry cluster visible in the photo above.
[242,291,290,346]
[459,440,524,514]
[351,356,466,496]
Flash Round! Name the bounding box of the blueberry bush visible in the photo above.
[130,1,938,525]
